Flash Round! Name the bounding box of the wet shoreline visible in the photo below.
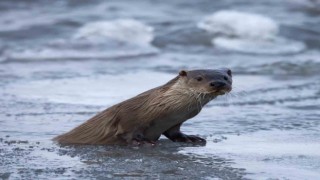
[1,0,320,179]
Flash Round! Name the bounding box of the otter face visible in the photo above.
[179,69,232,96]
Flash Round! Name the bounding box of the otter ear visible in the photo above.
[179,70,187,76]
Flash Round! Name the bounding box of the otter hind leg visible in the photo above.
[163,123,206,143]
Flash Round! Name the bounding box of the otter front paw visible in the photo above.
[132,133,156,146]
[132,139,156,146]
[170,133,206,143]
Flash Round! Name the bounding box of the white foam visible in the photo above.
[198,10,278,40]
[198,10,306,54]
[213,37,306,54]
[291,0,320,9]
[74,19,154,45]
[3,19,158,61]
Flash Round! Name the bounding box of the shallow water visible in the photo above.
[0,0,320,179]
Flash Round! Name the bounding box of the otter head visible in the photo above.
[178,68,232,97]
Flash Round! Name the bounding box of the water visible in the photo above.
[0,0,320,179]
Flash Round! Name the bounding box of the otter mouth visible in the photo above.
[209,86,232,95]
[217,89,230,95]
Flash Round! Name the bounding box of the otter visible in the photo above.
[54,69,232,145]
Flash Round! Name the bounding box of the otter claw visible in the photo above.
[145,140,156,146]
[132,139,141,145]
[132,139,156,146]
[186,135,206,143]
[173,134,206,143]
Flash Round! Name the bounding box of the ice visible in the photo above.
[180,129,320,179]
[3,71,173,106]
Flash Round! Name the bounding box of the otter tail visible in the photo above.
[53,109,122,145]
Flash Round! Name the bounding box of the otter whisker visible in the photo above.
[197,92,204,111]
[200,93,205,109]
[225,92,232,105]
[189,88,202,112]
[228,92,238,98]
[196,93,201,110]
[232,86,248,96]
[194,92,200,112]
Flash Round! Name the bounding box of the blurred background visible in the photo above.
[0,0,319,179]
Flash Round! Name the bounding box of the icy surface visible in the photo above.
[180,130,320,179]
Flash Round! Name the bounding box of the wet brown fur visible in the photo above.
[53,69,232,145]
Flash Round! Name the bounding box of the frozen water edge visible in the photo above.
[180,129,320,180]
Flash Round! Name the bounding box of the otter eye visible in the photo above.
[196,77,203,81]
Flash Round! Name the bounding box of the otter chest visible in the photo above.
[144,107,200,140]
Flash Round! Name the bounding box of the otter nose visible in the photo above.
[226,69,232,76]
[210,81,226,88]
